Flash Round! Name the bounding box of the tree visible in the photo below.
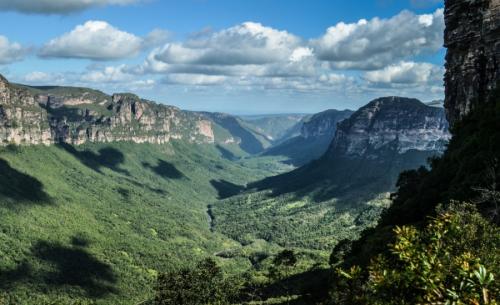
[154,258,235,305]
[331,203,499,305]
[329,239,352,266]
[269,250,298,304]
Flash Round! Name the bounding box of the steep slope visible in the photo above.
[0,140,288,304]
[0,75,299,304]
[329,97,449,159]
[296,3,500,304]
[344,0,500,266]
[444,0,500,124]
[316,2,500,303]
[212,97,450,251]
[0,75,215,146]
[200,112,273,156]
[1,74,281,160]
[347,0,500,254]
[263,109,353,166]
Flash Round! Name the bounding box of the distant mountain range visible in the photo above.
[239,113,307,142]
[0,73,454,303]
[263,109,353,166]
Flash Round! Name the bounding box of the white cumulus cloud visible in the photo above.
[363,61,443,85]
[155,22,302,66]
[163,74,228,86]
[23,71,69,84]
[80,64,132,83]
[312,9,444,69]
[39,21,163,60]
[135,22,318,81]
[0,36,29,64]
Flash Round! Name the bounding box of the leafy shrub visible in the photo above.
[153,258,238,305]
[330,203,499,305]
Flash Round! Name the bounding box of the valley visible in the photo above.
[0,141,290,304]
[0,74,452,304]
[0,0,499,304]
[212,97,449,251]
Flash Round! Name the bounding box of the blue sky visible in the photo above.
[0,0,445,114]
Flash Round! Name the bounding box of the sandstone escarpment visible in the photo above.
[0,75,215,146]
[300,109,353,139]
[444,0,500,124]
[329,97,450,159]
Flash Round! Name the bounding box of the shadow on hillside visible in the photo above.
[0,238,117,298]
[41,104,87,123]
[210,116,265,154]
[116,187,131,200]
[142,159,184,179]
[248,152,408,204]
[210,179,244,199]
[240,268,331,305]
[59,143,129,175]
[0,158,50,203]
[216,145,238,160]
[122,177,169,196]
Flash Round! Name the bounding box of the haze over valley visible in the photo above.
[0,1,498,304]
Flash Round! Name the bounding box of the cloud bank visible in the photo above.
[9,8,446,104]
[311,9,444,69]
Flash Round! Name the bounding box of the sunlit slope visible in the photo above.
[0,141,283,304]
[212,98,449,252]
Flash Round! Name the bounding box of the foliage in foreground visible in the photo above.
[153,258,237,305]
[330,203,499,305]
[151,249,325,305]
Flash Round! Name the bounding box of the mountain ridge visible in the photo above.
[263,109,353,166]
[328,96,450,159]
[212,96,450,253]
[0,74,216,146]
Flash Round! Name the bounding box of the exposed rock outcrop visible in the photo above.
[262,109,353,166]
[0,75,214,146]
[329,97,450,159]
[201,112,270,154]
[300,109,353,139]
[444,0,500,124]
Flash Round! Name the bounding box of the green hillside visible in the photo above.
[0,141,288,304]
[262,135,333,166]
[200,112,273,155]
[211,146,438,254]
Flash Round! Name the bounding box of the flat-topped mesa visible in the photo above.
[329,97,450,159]
[444,0,500,125]
[0,74,215,146]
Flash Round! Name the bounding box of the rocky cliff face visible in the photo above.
[444,0,500,124]
[201,112,271,154]
[329,97,450,159]
[262,109,353,166]
[0,75,214,146]
[300,109,353,139]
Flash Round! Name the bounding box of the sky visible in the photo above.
[0,0,445,114]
